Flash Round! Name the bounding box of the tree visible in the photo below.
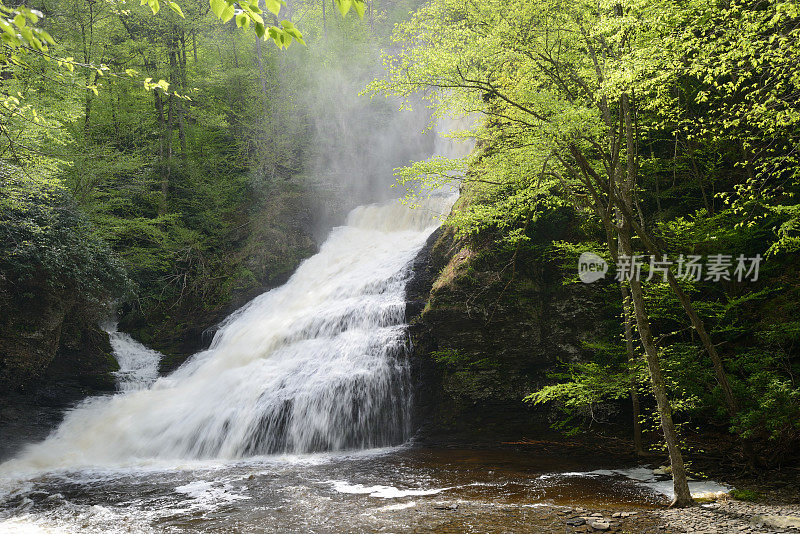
[371,0,701,505]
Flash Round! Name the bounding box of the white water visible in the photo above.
[0,117,474,476]
[105,325,162,392]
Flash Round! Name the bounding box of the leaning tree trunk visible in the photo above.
[619,227,694,507]
[620,207,740,419]
[619,92,693,507]
[602,223,648,458]
[154,88,168,215]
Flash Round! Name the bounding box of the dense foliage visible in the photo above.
[0,168,128,308]
[373,0,800,503]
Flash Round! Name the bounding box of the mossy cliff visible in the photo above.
[118,182,318,373]
[0,297,118,399]
[406,213,618,441]
[0,297,118,459]
[0,172,124,402]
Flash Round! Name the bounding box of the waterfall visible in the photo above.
[1,117,474,473]
[105,324,162,392]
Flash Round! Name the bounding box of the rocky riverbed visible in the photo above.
[656,501,800,534]
[405,500,800,533]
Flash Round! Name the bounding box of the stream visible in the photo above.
[0,446,680,533]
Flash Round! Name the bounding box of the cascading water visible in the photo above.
[105,325,163,393]
[0,117,474,475]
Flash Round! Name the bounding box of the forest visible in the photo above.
[368,0,800,507]
[0,0,799,531]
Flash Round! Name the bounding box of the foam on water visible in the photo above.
[539,467,730,500]
[328,480,453,498]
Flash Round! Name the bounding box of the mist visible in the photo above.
[256,0,435,238]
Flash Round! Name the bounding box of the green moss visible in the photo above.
[730,489,762,502]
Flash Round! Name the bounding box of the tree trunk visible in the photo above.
[620,92,693,506]
[621,284,647,457]
[178,30,188,162]
[601,214,648,459]
[254,4,270,101]
[164,92,174,208]
[110,77,120,141]
[619,206,740,420]
[154,89,168,215]
[322,0,327,37]
[620,227,694,507]
[369,0,374,32]
[84,72,95,136]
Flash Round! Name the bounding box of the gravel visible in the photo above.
[654,500,800,533]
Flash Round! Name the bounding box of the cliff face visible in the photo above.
[0,290,118,399]
[406,224,615,442]
[0,298,119,460]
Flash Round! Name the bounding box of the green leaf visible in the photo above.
[220,2,235,22]
[209,0,226,19]
[1,33,21,47]
[39,29,55,46]
[353,0,366,18]
[168,1,185,18]
[268,25,283,47]
[280,20,304,45]
[235,13,249,28]
[0,18,16,35]
[264,0,281,16]
[241,5,263,24]
[19,25,33,44]
[288,29,304,46]
[254,21,266,38]
[334,0,351,16]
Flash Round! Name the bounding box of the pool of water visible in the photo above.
[0,446,668,533]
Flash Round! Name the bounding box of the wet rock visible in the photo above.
[566,517,587,526]
[15,497,34,512]
[434,503,459,510]
[0,407,21,421]
[405,221,613,436]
